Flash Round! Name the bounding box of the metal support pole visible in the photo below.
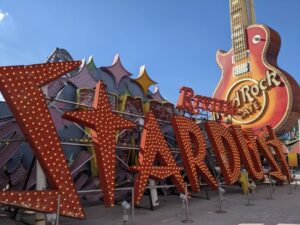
[244,180,254,206]
[288,169,293,194]
[56,194,60,225]
[215,180,226,213]
[131,188,135,225]
[295,172,298,189]
[47,97,171,124]
[123,209,128,225]
[267,173,273,199]
[149,179,159,207]
[36,161,46,225]
[181,183,193,223]
[289,180,293,194]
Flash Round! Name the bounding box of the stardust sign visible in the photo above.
[0,62,291,219]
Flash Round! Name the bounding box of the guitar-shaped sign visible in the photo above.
[213,0,300,134]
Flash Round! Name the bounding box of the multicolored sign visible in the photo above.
[213,0,300,134]
[0,61,291,219]
[0,1,299,221]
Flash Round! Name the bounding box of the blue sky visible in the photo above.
[0,0,299,104]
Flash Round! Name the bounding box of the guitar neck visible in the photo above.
[230,0,256,62]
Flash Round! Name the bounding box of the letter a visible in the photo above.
[129,112,185,204]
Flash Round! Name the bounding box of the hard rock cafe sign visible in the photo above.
[212,0,300,134]
[213,64,300,134]
[226,70,281,124]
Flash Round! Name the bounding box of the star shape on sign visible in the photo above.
[47,77,67,97]
[62,81,135,207]
[69,59,97,89]
[0,61,85,218]
[151,86,166,102]
[100,54,132,88]
[134,65,157,95]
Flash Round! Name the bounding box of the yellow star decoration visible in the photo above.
[134,65,157,95]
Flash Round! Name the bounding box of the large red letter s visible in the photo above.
[256,126,290,182]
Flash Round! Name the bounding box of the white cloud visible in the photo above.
[0,10,9,22]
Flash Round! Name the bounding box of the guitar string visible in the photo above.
[232,0,248,80]
[231,0,262,119]
[235,0,246,66]
[243,0,251,80]
[231,1,239,79]
[242,0,251,80]
[240,0,248,80]
[232,1,241,66]
[235,0,250,79]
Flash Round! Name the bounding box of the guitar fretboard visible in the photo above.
[230,0,255,62]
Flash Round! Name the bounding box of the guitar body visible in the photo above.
[213,24,300,133]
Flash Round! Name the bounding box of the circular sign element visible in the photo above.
[225,78,267,125]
